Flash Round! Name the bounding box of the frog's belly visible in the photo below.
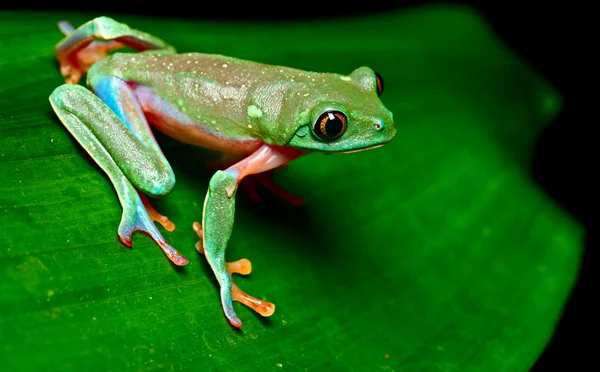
[134,85,262,155]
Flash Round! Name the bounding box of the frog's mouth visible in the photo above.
[325,143,387,155]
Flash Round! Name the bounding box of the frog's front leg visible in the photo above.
[209,153,303,206]
[55,17,175,84]
[197,144,304,328]
[49,81,188,266]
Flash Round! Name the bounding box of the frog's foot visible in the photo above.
[58,21,124,84]
[242,170,304,206]
[55,17,174,84]
[138,191,176,232]
[118,192,188,266]
[193,222,275,323]
[70,42,123,83]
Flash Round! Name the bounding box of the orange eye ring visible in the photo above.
[314,111,347,140]
[375,71,384,96]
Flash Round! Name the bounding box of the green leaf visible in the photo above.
[0,5,582,371]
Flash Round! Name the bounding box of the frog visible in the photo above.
[49,16,396,329]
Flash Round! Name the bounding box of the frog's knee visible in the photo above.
[142,170,176,198]
[49,84,90,108]
[209,170,238,198]
[91,16,130,39]
[93,16,119,25]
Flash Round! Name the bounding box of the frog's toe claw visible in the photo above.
[231,281,276,317]
[58,20,75,35]
[58,62,83,85]
[118,232,133,247]
[193,222,276,322]
[227,313,243,329]
[227,258,252,275]
[158,240,189,266]
[118,223,134,247]
[192,222,205,254]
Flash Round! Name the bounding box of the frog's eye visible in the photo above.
[314,111,347,140]
[375,71,384,96]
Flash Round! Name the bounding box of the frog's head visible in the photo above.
[288,66,396,153]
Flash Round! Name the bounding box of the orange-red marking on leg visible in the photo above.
[193,221,275,317]
[139,191,175,232]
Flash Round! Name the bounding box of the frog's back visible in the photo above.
[87,52,306,152]
[88,52,260,92]
[90,52,300,93]
[87,52,357,151]
[105,52,260,83]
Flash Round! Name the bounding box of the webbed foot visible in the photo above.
[55,17,175,84]
[57,21,124,84]
[138,191,176,232]
[193,222,275,326]
[118,191,187,267]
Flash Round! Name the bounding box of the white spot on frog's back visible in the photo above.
[247,105,263,118]
[177,99,186,112]
[340,76,351,81]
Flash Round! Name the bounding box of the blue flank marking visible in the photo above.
[93,77,139,135]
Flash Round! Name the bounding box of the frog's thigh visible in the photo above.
[89,75,175,197]
[50,84,143,198]
[50,84,187,265]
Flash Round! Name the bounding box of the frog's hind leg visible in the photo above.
[49,81,188,266]
[192,222,275,317]
[55,16,176,84]
[57,21,124,82]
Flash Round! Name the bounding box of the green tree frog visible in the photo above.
[49,17,396,328]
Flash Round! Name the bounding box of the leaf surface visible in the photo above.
[0,6,582,371]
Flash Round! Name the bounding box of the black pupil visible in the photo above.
[325,113,344,137]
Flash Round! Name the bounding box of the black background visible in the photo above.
[3,1,594,370]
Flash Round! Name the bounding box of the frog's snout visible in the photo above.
[374,107,395,139]
[373,117,396,142]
